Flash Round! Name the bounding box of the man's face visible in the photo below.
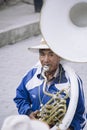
[39,49,60,73]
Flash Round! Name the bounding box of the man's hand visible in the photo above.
[29,110,39,119]
[29,112,72,130]
[50,126,72,130]
[56,128,70,130]
[56,128,71,130]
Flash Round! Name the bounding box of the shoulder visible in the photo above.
[24,61,41,78]
[19,61,41,84]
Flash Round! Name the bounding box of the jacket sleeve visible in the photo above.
[13,69,36,115]
[70,76,87,130]
[13,76,32,115]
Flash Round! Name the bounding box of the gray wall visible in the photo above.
[22,0,34,4]
[0,0,21,5]
[0,0,34,5]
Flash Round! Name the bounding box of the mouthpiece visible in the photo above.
[43,65,49,72]
[41,65,49,79]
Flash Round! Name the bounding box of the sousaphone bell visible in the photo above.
[39,0,87,129]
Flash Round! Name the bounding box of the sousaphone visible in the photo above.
[40,0,87,62]
[40,0,87,129]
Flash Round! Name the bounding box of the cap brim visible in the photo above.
[28,44,49,50]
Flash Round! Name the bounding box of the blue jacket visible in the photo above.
[14,62,87,130]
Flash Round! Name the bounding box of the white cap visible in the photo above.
[28,38,49,50]
[1,115,50,130]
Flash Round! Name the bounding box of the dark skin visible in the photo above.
[39,49,61,80]
[29,49,72,130]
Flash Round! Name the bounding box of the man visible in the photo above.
[14,38,86,130]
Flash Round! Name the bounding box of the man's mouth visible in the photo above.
[43,65,49,72]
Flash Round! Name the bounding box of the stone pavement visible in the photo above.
[0,35,87,129]
[0,2,40,47]
[0,35,41,128]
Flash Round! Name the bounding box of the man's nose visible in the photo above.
[44,55,49,62]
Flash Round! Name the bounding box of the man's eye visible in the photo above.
[49,53,53,56]
[40,53,44,56]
